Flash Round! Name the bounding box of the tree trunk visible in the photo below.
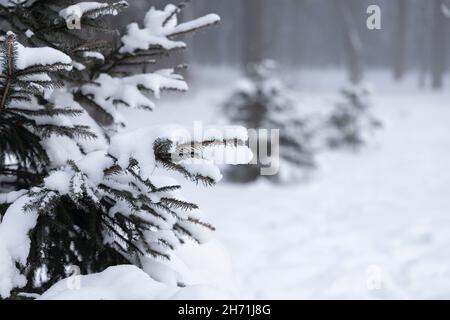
[286,0,304,68]
[431,0,447,90]
[337,0,364,84]
[179,2,195,82]
[418,0,432,88]
[241,0,265,73]
[393,0,409,81]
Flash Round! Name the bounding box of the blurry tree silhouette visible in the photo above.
[431,0,448,90]
[393,0,409,81]
[242,0,265,72]
[337,0,364,84]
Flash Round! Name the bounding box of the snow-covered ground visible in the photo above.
[125,68,450,299]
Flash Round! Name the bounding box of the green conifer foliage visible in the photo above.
[0,1,250,298]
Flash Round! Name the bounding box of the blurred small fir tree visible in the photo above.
[222,61,316,183]
[326,85,382,150]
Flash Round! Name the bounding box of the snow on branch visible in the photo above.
[0,0,236,299]
[0,32,72,72]
[12,41,72,72]
[0,123,252,297]
[74,3,220,129]
[120,4,220,54]
[109,125,253,183]
[0,34,105,167]
[80,69,188,126]
[59,1,129,29]
[0,32,72,109]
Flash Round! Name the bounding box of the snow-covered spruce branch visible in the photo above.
[119,3,220,54]
[0,1,251,298]
[78,4,220,128]
[58,1,129,23]
[0,33,100,188]
[0,127,251,297]
[1,1,219,129]
[79,70,189,126]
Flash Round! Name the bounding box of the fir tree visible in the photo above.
[222,61,315,183]
[0,1,251,298]
[325,84,382,150]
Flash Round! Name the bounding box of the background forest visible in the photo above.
[117,0,449,90]
[0,0,449,300]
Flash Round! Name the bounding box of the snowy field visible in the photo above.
[125,69,450,299]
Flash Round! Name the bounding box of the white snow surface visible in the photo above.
[10,68,450,300]
[39,240,235,300]
[40,265,178,300]
[0,195,38,298]
[123,68,450,299]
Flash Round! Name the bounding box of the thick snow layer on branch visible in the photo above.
[81,71,187,125]
[82,51,104,61]
[59,2,108,20]
[171,14,221,35]
[43,171,72,194]
[120,4,184,53]
[77,151,114,184]
[0,35,70,78]
[0,195,38,298]
[109,125,252,180]
[14,41,72,71]
[59,1,128,20]
[43,151,113,196]
[119,4,220,54]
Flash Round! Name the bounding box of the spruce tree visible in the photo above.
[222,61,315,183]
[0,1,251,298]
[325,84,382,150]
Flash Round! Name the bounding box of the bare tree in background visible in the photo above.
[417,0,432,88]
[112,0,448,88]
[286,0,305,67]
[179,1,195,80]
[393,0,409,81]
[242,0,265,72]
[431,0,448,89]
[337,0,364,84]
